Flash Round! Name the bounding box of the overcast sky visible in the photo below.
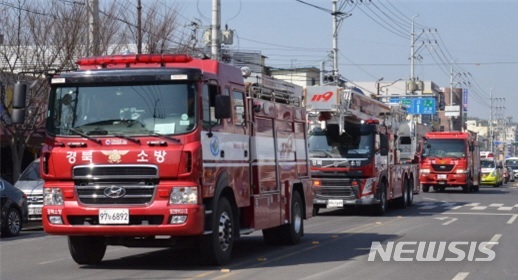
[178,0,518,121]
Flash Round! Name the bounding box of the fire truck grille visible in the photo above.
[313,177,358,199]
[73,165,159,179]
[316,186,356,199]
[72,165,159,205]
[76,184,155,205]
[431,164,454,172]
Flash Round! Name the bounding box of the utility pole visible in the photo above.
[137,0,142,54]
[410,15,419,84]
[87,0,100,56]
[211,0,221,61]
[330,0,350,82]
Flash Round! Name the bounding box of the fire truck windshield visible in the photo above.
[47,82,197,137]
[308,123,374,158]
[422,139,466,158]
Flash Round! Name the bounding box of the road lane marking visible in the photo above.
[485,234,502,250]
[471,206,487,210]
[452,272,469,280]
[489,203,504,207]
[507,214,518,224]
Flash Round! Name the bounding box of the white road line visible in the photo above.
[465,202,480,206]
[489,203,504,207]
[443,217,458,225]
[485,234,502,250]
[451,205,463,210]
[507,214,518,225]
[498,206,514,211]
[471,206,487,210]
[452,272,470,280]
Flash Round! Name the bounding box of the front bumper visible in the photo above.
[43,200,205,236]
[419,173,468,186]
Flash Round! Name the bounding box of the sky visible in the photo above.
[175,0,518,121]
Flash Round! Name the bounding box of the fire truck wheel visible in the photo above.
[199,197,234,265]
[395,180,408,209]
[406,178,414,207]
[279,191,304,245]
[373,182,388,216]
[422,185,430,193]
[68,236,106,265]
[313,205,322,216]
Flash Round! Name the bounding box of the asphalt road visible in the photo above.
[2,182,518,280]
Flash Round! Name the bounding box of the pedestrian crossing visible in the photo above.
[417,201,518,211]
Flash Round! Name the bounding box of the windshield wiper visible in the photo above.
[146,131,181,144]
[113,134,141,144]
[63,127,101,144]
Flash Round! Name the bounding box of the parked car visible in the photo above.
[480,158,503,187]
[1,178,28,237]
[14,159,44,222]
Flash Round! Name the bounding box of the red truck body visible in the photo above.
[14,54,313,265]
[419,131,481,193]
[306,86,420,215]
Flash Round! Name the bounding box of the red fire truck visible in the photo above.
[306,86,420,216]
[11,54,313,265]
[419,131,481,193]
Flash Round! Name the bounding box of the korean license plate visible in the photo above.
[99,209,129,224]
[29,207,42,215]
[437,174,447,180]
[327,199,344,208]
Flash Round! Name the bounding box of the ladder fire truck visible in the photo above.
[11,54,313,266]
[305,85,420,215]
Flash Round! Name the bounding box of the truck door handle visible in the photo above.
[244,150,248,157]
[220,150,225,158]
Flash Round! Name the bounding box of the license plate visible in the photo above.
[99,209,129,224]
[438,181,446,185]
[29,207,42,215]
[327,199,344,208]
[437,174,447,179]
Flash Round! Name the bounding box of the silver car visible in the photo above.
[14,159,43,222]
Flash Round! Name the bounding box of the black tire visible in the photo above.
[433,186,439,192]
[277,191,304,245]
[472,185,480,192]
[200,197,234,265]
[422,185,430,193]
[68,236,107,265]
[373,182,388,216]
[407,178,414,207]
[463,176,473,193]
[395,180,408,209]
[1,208,22,237]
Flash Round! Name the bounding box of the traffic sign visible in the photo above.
[389,97,436,115]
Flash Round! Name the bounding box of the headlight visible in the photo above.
[43,188,64,205]
[170,187,198,204]
[420,169,431,174]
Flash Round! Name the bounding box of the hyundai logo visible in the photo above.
[103,185,126,198]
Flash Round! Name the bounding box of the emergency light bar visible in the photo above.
[76,54,193,66]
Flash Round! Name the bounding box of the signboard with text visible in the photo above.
[389,97,436,115]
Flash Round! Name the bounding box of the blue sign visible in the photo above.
[389,97,436,115]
